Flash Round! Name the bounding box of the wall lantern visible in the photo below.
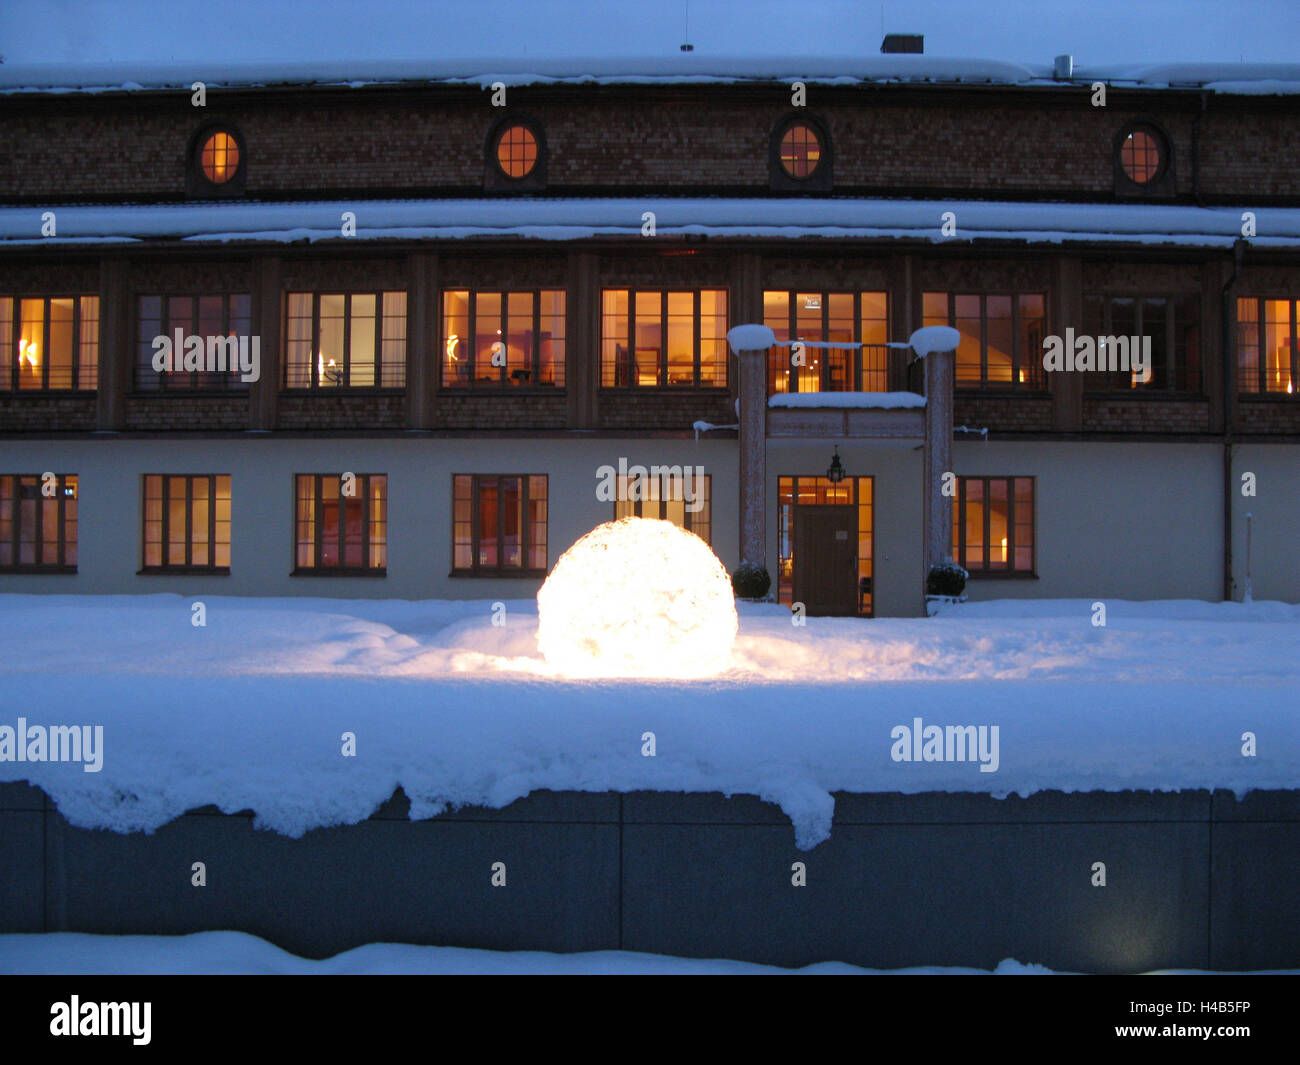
[826,447,846,484]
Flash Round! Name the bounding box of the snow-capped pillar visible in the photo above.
[728,325,776,569]
[912,326,960,585]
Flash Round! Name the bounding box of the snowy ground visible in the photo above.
[1,932,1294,975]
[0,594,1297,848]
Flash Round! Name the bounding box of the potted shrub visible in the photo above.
[731,562,772,601]
[925,561,968,615]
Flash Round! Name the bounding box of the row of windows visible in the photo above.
[186,117,1173,194]
[4,291,1298,396]
[0,473,714,576]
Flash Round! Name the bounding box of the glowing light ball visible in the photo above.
[537,517,738,678]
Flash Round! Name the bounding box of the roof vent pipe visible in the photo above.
[1053,54,1074,79]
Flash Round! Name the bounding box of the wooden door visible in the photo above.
[793,504,859,616]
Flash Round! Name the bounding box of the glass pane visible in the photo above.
[318,294,346,387]
[601,290,629,388]
[1264,299,1293,394]
[1236,298,1259,393]
[634,292,661,386]
[954,295,981,385]
[538,289,565,387]
[285,293,314,388]
[1139,297,1166,389]
[666,292,693,386]
[478,478,498,567]
[1018,294,1045,389]
[443,290,470,387]
[506,290,533,386]
[501,477,522,568]
[475,292,502,385]
[18,299,44,390]
[985,295,1013,385]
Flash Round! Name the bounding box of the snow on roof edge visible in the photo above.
[3,57,1300,96]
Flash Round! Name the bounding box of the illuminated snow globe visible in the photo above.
[536,517,738,678]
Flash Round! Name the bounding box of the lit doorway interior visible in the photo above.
[777,476,874,617]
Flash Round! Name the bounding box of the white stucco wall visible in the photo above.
[0,436,739,600]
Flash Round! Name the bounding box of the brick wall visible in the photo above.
[954,393,1055,433]
[5,88,1296,201]
[276,393,406,430]
[124,395,250,432]
[0,395,97,432]
[597,391,734,431]
[435,393,568,430]
[1237,398,1300,435]
[1083,396,1213,433]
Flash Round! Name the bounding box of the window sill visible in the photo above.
[137,567,231,576]
[954,387,1050,396]
[964,569,1038,580]
[130,388,251,396]
[0,389,98,397]
[598,386,730,393]
[1082,390,1206,400]
[438,386,567,394]
[450,569,547,579]
[291,568,387,577]
[279,388,406,396]
[1238,393,1300,402]
[0,567,77,575]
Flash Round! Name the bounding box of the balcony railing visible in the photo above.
[767,343,914,395]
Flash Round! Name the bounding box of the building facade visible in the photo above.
[2,54,1299,615]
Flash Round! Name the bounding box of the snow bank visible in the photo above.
[1,931,1293,975]
[769,391,926,409]
[0,931,1067,974]
[1,594,1297,850]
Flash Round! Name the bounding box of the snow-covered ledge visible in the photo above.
[769,391,926,409]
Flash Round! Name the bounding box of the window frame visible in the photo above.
[599,288,729,389]
[139,474,231,575]
[0,294,99,392]
[135,292,252,392]
[952,476,1037,577]
[1113,121,1173,196]
[1082,292,1202,394]
[484,115,547,191]
[0,473,78,573]
[282,290,407,391]
[769,113,833,193]
[451,474,548,578]
[922,290,1049,391]
[1236,296,1299,398]
[762,289,890,393]
[776,475,874,617]
[612,472,711,544]
[187,122,247,198]
[439,288,567,390]
[292,473,388,576]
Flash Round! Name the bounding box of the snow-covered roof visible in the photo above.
[4,197,1298,250]
[4,57,1300,97]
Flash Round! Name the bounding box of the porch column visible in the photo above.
[728,324,776,569]
[922,345,955,572]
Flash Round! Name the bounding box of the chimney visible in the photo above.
[881,34,924,54]
[1053,54,1074,79]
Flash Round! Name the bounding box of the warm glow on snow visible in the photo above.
[536,517,738,678]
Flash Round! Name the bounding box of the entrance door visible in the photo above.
[793,505,860,616]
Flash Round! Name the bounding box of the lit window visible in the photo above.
[495,125,538,179]
[1119,128,1161,185]
[0,295,98,391]
[200,131,241,185]
[284,291,407,389]
[762,290,888,393]
[1236,297,1297,395]
[612,473,711,544]
[952,477,1035,574]
[600,289,728,388]
[453,475,547,575]
[779,123,822,178]
[141,474,231,573]
[922,291,1046,389]
[0,474,78,572]
[295,474,387,573]
[441,289,565,388]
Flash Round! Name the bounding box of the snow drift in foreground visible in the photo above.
[0,594,1297,849]
[2,932,1295,976]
